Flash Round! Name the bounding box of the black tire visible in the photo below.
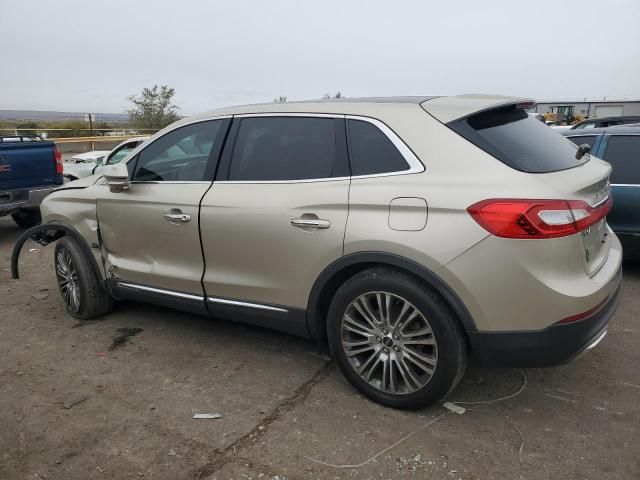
[12,209,42,229]
[54,237,113,319]
[327,267,468,409]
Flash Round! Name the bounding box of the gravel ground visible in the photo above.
[1,216,638,480]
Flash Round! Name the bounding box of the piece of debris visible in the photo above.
[108,327,144,351]
[443,402,466,414]
[543,392,576,403]
[31,292,49,300]
[62,397,88,409]
[28,248,39,253]
[193,413,222,419]
[168,449,177,456]
[623,382,640,389]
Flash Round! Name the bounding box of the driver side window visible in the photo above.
[132,121,222,182]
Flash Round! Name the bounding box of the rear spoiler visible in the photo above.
[421,94,535,124]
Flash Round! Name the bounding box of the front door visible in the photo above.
[96,119,229,295]
[200,115,350,323]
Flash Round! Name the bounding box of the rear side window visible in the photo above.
[566,135,597,149]
[448,105,588,173]
[229,117,342,181]
[347,119,409,176]
[603,136,640,184]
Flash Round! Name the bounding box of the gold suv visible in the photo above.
[12,95,622,409]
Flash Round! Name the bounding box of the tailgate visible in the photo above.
[0,142,58,190]
[534,158,613,276]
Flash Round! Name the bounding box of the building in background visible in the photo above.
[532,98,640,119]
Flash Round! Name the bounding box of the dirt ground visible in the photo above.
[1,215,638,480]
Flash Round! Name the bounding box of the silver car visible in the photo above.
[12,95,622,409]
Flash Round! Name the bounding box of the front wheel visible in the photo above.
[54,237,113,319]
[327,268,467,409]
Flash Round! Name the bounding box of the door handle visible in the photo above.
[163,212,191,223]
[291,218,330,229]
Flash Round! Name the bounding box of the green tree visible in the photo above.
[15,121,39,136]
[322,91,344,99]
[273,96,287,103]
[126,85,180,130]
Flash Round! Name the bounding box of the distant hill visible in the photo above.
[0,110,128,122]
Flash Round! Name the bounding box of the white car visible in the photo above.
[63,137,148,181]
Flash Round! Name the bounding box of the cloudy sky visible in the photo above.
[1,0,639,115]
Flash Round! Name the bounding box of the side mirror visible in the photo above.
[103,162,130,192]
[95,156,105,165]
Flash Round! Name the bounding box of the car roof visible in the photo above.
[183,94,533,125]
[561,125,640,136]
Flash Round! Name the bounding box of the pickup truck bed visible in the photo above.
[0,135,63,228]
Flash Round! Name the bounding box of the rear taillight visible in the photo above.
[467,197,612,239]
[54,145,63,175]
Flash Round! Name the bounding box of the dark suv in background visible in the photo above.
[563,126,640,258]
[570,116,640,130]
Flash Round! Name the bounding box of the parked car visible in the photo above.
[570,116,640,130]
[0,134,63,227]
[12,95,621,409]
[63,137,148,181]
[562,125,640,258]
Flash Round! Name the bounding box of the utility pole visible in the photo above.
[85,113,95,150]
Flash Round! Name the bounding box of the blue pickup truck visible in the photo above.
[0,135,63,228]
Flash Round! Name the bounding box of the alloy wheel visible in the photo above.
[341,291,438,395]
[55,248,81,313]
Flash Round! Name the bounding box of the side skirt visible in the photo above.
[108,280,310,338]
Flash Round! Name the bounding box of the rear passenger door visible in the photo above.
[200,115,350,330]
[601,135,640,237]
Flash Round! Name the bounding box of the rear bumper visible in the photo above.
[468,270,622,367]
[0,185,57,214]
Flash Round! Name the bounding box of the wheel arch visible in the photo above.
[11,221,107,293]
[306,252,477,343]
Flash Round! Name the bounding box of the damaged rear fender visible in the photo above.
[11,223,107,293]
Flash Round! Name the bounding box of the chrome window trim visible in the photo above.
[129,181,212,185]
[207,296,288,313]
[347,114,425,177]
[611,183,639,187]
[217,112,424,184]
[117,282,204,301]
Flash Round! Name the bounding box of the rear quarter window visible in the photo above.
[347,119,410,176]
[448,105,588,173]
[603,135,640,184]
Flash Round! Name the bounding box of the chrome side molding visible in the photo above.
[207,296,288,313]
[117,282,204,301]
[116,281,289,313]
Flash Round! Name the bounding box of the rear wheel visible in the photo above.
[327,268,467,409]
[54,237,113,319]
[12,209,41,228]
